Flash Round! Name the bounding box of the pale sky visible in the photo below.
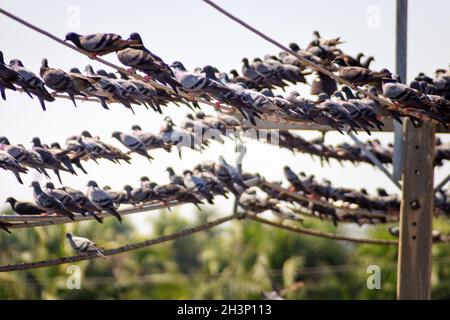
[0,0,449,232]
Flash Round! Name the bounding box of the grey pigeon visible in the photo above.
[30,181,75,220]
[9,59,54,110]
[183,170,214,204]
[86,180,122,223]
[60,186,103,223]
[40,58,85,107]
[66,232,105,258]
[64,32,139,57]
[111,131,153,161]
[0,150,28,184]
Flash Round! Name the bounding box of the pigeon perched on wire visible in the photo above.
[87,180,122,223]
[182,170,215,204]
[30,181,75,220]
[40,58,85,107]
[59,186,103,223]
[0,51,27,100]
[0,150,28,184]
[68,67,111,110]
[5,197,47,215]
[44,182,86,217]
[9,59,55,110]
[123,184,156,205]
[0,136,51,179]
[66,232,105,258]
[117,32,181,90]
[131,125,171,152]
[111,131,153,161]
[31,137,69,184]
[64,32,140,58]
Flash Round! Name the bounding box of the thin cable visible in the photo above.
[0,213,238,272]
[0,200,187,229]
[247,214,398,245]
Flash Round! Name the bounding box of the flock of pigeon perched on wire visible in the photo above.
[1,31,449,128]
[1,29,450,247]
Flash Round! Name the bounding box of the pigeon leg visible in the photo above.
[127,68,136,75]
[144,75,153,82]
[88,53,97,60]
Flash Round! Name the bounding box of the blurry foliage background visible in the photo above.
[1,207,449,300]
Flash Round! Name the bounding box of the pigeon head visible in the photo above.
[340,86,355,99]
[288,43,301,52]
[31,137,42,147]
[317,92,330,101]
[195,111,205,119]
[107,72,117,79]
[50,142,61,149]
[148,182,157,189]
[140,176,150,182]
[241,58,249,66]
[164,116,174,125]
[182,170,193,176]
[65,232,73,239]
[186,114,194,120]
[170,61,186,71]
[64,32,81,44]
[0,136,10,145]
[229,69,239,78]
[111,131,122,140]
[81,130,92,138]
[5,197,16,206]
[30,181,41,190]
[9,59,24,67]
[102,185,111,191]
[96,69,108,77]
[260,88,274,97]
[289,91,300,98]
[123,185,133,192]
[41,58,49,68]
[202,65,217,79]
[131,125,142,131]
[87,180,99,188]
[360,188,368,195]
[128,32,143,43]
[69,67,81,74]
[166,167,175,174]
[253,57,262,63]
[84,64,95,74]
[332,56,349,67]
[45,182,56,190]
[333,91,345,100]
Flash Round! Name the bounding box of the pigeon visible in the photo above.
[111,131,153,161]
[0,136,51,178]
[68,67,111,110]
[66,232,105,258]
[182,170,215,204]
[9,59,55,110]
[44,182,86,216]
[64,32,140,58]
[0,50,22,100]
[86,180,122,223]
[84,65,136,113]
[283,166,308,193]
[166,167,184,186]
[40,58,85,107]
[154,183,203,209]
[59,186,103,223]
[131,125,171,152]
[123,185,155,205]
[333,57,391,89]
[31,137,68,184]
[228,69,261,90]
[171,61,229,97]
[102,185,131,207]
[30,181,75,220]
[117,32,181,90]
[0,149,28,184]
[5,197,47,215]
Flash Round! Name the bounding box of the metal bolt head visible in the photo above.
[410,200,420,210]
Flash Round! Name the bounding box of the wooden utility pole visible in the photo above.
[396,0,435,300]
